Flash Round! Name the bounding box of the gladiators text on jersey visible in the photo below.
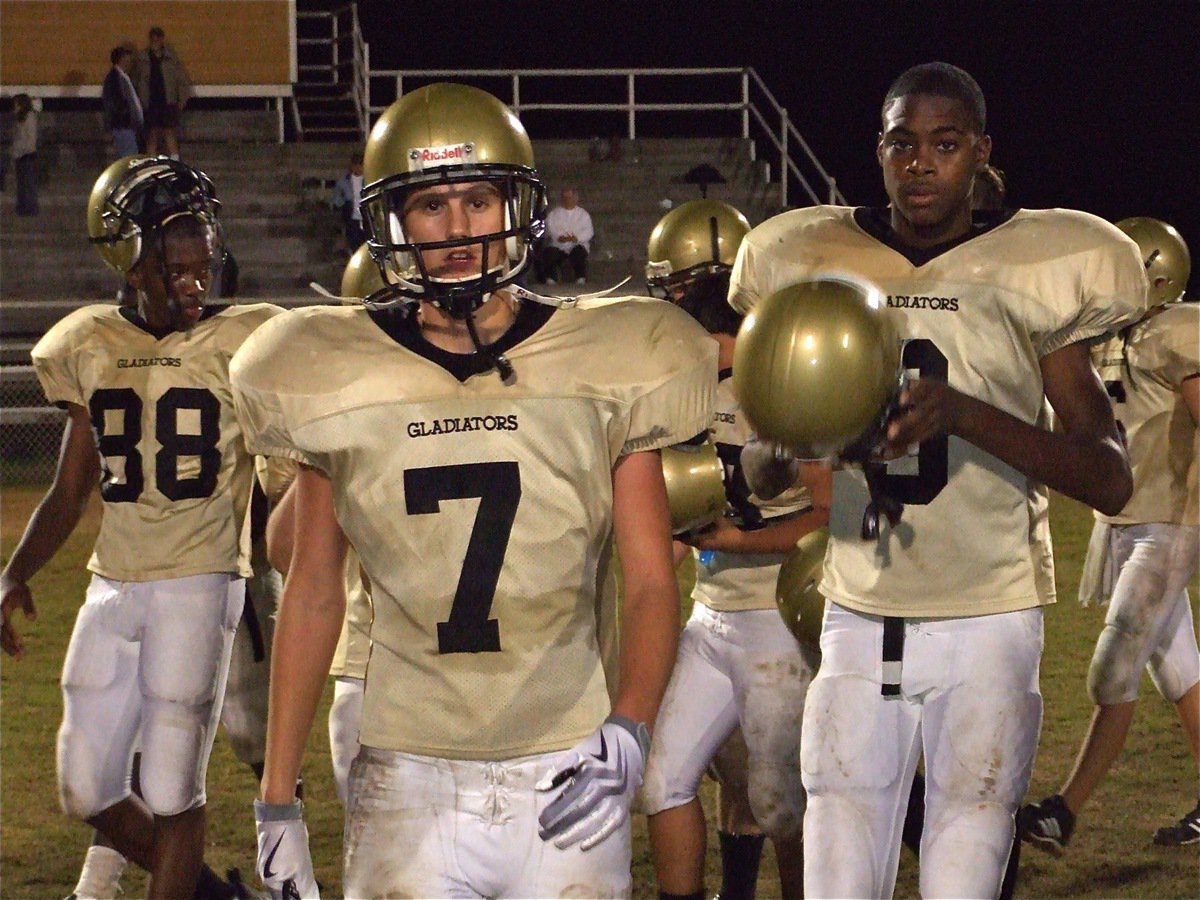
[886,294,960,311]
[406,414,519,438]
[117,356,183,368]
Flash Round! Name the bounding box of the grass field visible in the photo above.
[2,484,1197,898]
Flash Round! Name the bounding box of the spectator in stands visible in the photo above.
[332,151,366,255]
[134,26,192,159]
[11,93,39,216]
[102,46,143,159]
[536,187,594,284]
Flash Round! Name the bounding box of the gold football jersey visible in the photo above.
[1095,303,1199,526]
[32,303,282,581]
[329,549,373,680]
[232,296,715,759]
[693,373,812,613]
[730,207,1148,618]
[250,453,375,678]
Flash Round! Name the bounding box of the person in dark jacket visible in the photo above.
[102,46,143,158]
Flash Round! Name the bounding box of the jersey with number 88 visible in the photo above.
[32,302,281,580]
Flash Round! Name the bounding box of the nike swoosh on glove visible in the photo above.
[536,714,651,851]
[254,799,320,899]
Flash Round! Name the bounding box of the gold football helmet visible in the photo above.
[775,527,828,652]
[1115,217,1190,306]
[340,244,387,301]
[360,83,547,313]
[732,277,901,459]
[661,442,726,535]
[87,155,220,274]
[646,199,751,298]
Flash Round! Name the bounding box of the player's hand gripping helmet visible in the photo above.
[340,244,387,301]
[646,199,751,299]
[1115,217,1191,307]
[87,155,221,275]
[775,527,828,653]
[732,277,901,460]
[661,442,726,536]
[360,83,547,315]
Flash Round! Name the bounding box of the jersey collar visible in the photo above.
[118,303,226,339]
[853,207,1017,267]
[368,299,555,383]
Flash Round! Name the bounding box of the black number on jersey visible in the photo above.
[156,388,222,500]
[879,338,949,505]
[404,462,521,654]
[1104,380,1127,404]
[89,388,144,502]
[88,387,222,503]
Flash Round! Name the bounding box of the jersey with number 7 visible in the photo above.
[231,297,715,760]
[31,302,282,580]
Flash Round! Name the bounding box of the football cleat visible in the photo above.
[1151,798,1200,846]
[1017,794,1075,856]
[226,867,271,900]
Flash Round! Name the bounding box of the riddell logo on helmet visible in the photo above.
[408,143,475,171]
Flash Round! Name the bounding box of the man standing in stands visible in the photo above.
[135,26,192,160]
[102,46,143,159]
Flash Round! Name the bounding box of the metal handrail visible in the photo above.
[364,67,843,209]
[745,68,845,206]
[299,8,841,204]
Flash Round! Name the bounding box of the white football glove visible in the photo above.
[254,799,319,900]
[536,715,651,851]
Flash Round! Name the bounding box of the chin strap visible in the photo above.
[507,276,632,309]
[463,303,515,383]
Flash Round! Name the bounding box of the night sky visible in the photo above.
[357,1,1198,284]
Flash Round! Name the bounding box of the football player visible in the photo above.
[263,248,379,808]
[728,63,1147,898]
[231,83,715,899]
[641,199,826,900]
[1020,218,1199,851]
[0,156,282,898]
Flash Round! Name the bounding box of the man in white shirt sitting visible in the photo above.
[536,187,594,284]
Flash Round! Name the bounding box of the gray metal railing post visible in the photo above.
[741,69,749,139]
[781,108,789,209]
[627,73,636,139]
[331,15,339,83]
[363,42,371,133]
[512,73,521,117]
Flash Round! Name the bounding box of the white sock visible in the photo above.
[72,845,127,900]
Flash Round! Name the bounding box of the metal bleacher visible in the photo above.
[1,6,845,483]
